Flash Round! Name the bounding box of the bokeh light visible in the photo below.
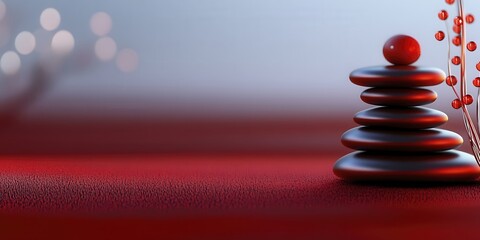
[95,37,117,61]
[15,31,36,55]
[0,51,21,75]
[40,8,61,31]
[116,48,138,73]
[51,30,75,56]
[90,12,112,36]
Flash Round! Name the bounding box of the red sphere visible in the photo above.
[454,16,463,26]
[438,10,449,21]
[452,99,462,109]
[453,25,462,34]
[463,95,474,105]
[446,75,457,86]
[452,56,461,65]
[435,31,445,41]
[468,41,477,51]
[383,35,421,65]
[466,14,475,24]
[452,36,461,46]
[473,77,480,87]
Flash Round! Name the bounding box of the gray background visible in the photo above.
[1,1,474,119]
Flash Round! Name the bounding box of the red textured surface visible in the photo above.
[2,153,480,239]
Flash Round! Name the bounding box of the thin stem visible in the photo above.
[459,0,467,98]
[445,21,452,82]
[477,86,479,130]
[445,20,478,150]
[451,86,480,148]
[451,83,480,164]
[452,87,480,162]
[444,4,480,165]
[445,20,452,84]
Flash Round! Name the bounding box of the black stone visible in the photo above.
[354,107,447,129]
[361,87,437,106]
[341,127,462,152]
[333,150,480,181]
[350,66,445,87]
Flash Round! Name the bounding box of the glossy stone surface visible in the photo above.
[383,35,421,65]
[333,150,480,181]
[361,88,437,106]
[350,66,445,87]
[341,127,462,152]
[354,107,447,129]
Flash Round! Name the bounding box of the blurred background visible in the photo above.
[0,0,476,155]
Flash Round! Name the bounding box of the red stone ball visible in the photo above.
[383,35,421,65]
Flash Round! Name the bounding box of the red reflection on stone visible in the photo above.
[341,127,463,152]
[354,107,447,129]
[360,88,437,106]
[350,66,445,87]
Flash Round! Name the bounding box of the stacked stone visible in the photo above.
[333,35,480,182]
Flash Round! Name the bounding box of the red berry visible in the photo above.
[435,31,445,41]
[383,35,421,65]
[466,14,475,24]
[452,99,462,109]
[454,16,463,26]
[446,75,457,86]
[463,95,474,105]
[452,56,461,65]
[446,0,455,4]
[476,62,480,71]
[473,77,480,87]
[453,36,461,46]
[468,41,477,51]
[439,10,449,21]
[453,25,461,34]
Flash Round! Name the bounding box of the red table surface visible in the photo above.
[1,153,480,239]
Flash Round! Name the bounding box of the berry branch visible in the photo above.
[437,0,480,165]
